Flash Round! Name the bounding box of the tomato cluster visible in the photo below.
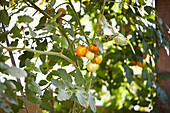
[130,53,147,68]
[76,44,103,72]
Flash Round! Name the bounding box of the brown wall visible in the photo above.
[156,0,170,112]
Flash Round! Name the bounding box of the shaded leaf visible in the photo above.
[40,101,54,112]
[27,93,41,104]
[157,87,168,105]
[18,15,33,23]
[0,9,9,25]
[5,89,18,105]
[74,69,84,85]
[39,80,48,86]
[124,65,133,84]
[61,37,68,49]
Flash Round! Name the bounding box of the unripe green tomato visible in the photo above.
[86,51,95,60]
[87,62,98,72]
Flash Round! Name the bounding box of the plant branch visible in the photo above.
[68,0,90,45]
[92,0,106,43]
[55,2,69,10]
[25,0,51,19]
[2,23,29,113]
[0,46,79,70]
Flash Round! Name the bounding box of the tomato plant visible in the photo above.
[0,0,169,113]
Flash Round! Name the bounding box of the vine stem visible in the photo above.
[68,0,90,45]
[92,0,107,43]
[2,23,29,113]
[0,46,79,70]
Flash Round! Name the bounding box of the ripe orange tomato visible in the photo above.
[95,55,103,64]
[130,61,136,65]
[87,62,98,72]
[76,45,87,57]
[88,44,99,54]
[142,53,147,59]
[57,8,66,17]
[137,60,145,68]
[86,51,94,60]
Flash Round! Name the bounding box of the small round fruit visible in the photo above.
[137,61,145,68]
[86,51,94,60]
[95,55,103,64]
[57,8,66,17]
[87,62,98,72]
[130,61,136,65]
[76,45,87,57]
[88,44,99,53]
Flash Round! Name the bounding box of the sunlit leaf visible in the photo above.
[75,88,88,108]
[58,69,72,83]
[88,92,96,113]
[57,88,72,101]
[6,66,27,78]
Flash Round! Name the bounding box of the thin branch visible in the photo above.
[0,46,79,70]
[55,2,69,10]
[68,0,90,45]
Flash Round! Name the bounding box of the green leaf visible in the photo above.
[28,78,42,95]
[58,69,72,83]
[157,87,168,105]
[0,31,8,42]
[0,83,7,92]
[0,9,9,25]
[61,37,68,49]
[10,24,22,38]
[73,70,84,85]
[40,55,46,63]
[27,93,41,104]
[141,68,148,83]
[36,39,47,51]
[35,16,47,30]
[88,92,96,113]
[94,39,103,54]
[51,79,67,89]
[0,62,10,72]
[0,96,12,113]
[75,88,88,108]
[6,66,27,78]
[18,15,33,23]
[39,80,48,86]
[124,65,133,84]
[57,88,72,101]
[40,101,54,112]
[25,58,31,67]
[19,51,34,67]
[5,89,18,105]
[65,27,74,37]
[11,98,24,113]
[142,40,148,52]
[146,75,152,88]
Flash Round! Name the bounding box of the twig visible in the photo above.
[0,46,79,70]
[68,0,90,45]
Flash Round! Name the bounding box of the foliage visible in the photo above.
[0,0,169,113]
